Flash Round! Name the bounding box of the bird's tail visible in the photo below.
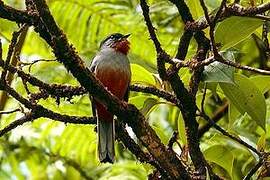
[98,119,115,163]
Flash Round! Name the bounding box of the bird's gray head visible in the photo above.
[100,33,131,55]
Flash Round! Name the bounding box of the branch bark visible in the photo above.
[0,25,28,119]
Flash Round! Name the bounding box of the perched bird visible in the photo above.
[90,33,131,163]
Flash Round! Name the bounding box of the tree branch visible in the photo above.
[166,0,213,176]
[0,112,36,137]
[198,102,228,138]
[0,25,28,119]
[0,1,35,24]
[186,2,270,31]
[243,157,263,180]
[0,108,20,115]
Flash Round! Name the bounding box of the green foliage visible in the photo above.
[1,0,270,179]
[202,51,235,83]
[204,145,234,178]
[215,17,263,51]
[220,74,266,130]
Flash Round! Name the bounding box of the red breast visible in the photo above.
[113,39,130,55]
[95,62,130,122]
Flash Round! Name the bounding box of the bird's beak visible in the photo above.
[122,34,131,39]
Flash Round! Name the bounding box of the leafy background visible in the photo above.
[0,0,270,179]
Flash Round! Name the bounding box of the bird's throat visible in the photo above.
[113,40,130,55]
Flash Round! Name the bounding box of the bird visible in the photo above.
[90,33,131,163]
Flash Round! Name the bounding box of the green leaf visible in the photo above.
[215,16,263,50]
[202,51,235,83]
[141,98,159,117]
[152,125,170,145]
[129,95,159,117]
[257,133,266,152]
[204,145,234,178]
[131,64,156,86]
[220,74,266,129]
[186,1,203,19]
[129,95,151,110]
[177,113,187,145]
[250,75,270,94]
[228,103,241,127]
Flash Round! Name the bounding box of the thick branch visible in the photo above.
[168,0,194,23]
[176,30,193,60]
[167,0,212,176]
[0,1,35,24]
[168,72,207,174]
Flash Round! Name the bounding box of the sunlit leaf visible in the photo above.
[250,75,270,94]
[204,145,234,178]
[131,64,156,85]
[177,113,187,146]
[257,133,266,152]
[220,74,266,129]
[215,17,263,50]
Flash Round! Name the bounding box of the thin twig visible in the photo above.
[255,14,270,21]
[186,2,270,31]
[200,0,226,56]
[217,57,270,75]
[197,55,270,75]
[0,112,36,137]
[0,108,20,115]
[200,112,262,157]
[0,39,2,61]
[0,29,20,81]
[19,59,56,72]
[139,0,162,52]
[130,84,179,105]
[201,85,207,111]
[198,102,228,138]
[243,157,263,180]
[168,131,179,150]
[200,84,262,158]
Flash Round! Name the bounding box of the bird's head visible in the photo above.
[100,33,130,55]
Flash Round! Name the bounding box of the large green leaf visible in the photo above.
[129,95,159,117]
[202,51,235,83]
[250,75,270,94]
[215,16,263,50]
[131,64,156,86]
[220,74,266,129]
[228,103,241,127]
[204,145,234,178]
